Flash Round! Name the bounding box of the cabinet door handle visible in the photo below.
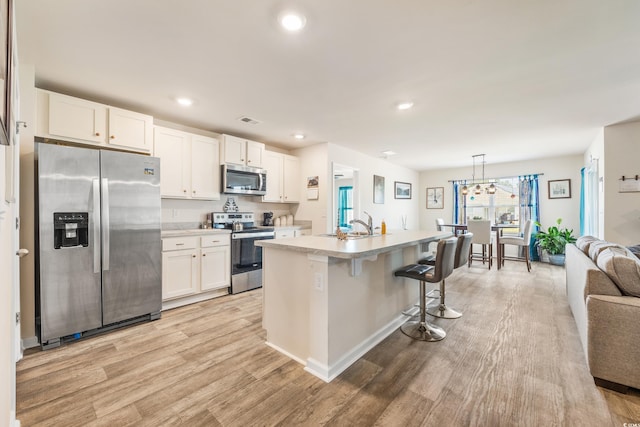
[176,243,184,246]
[192,190,196,194]
[183,189,187,193]
[95,132,100,136]
[110,135,115,139]
[202,253,206,257]
[192,254,196,258]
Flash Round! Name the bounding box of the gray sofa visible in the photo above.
[566,238,640,392]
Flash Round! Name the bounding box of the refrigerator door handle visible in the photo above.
[101,177,110,271]
[92,178,101,273]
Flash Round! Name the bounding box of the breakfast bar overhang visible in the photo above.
[255,231,451,382]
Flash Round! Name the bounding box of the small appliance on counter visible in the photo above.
[212,212,274,294]
[263,212,274,226]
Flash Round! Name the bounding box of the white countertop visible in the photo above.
[255,230,452,259]
[161,228,231,238]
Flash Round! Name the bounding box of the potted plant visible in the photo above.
[534,218,577,265]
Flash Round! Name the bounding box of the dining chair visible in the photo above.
[499,219,533,272]
[467,220,493,269]
[435,218,445,231]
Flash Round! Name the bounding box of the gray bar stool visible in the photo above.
[418,232,473,319]
[394,237,457,341]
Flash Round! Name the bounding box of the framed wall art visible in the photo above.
[394,181,411,199]
[426,187,444,209]
[373,175,385,204]
[548,179,571,199]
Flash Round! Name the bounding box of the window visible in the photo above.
[338,186,353,228]
[454,175,539,236]
[465,177,520,234]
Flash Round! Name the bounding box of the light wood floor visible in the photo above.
[17,262,640,426]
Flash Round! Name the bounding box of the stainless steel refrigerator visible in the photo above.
[36,143,162,349]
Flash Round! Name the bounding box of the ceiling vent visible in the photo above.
[237,116,261,125]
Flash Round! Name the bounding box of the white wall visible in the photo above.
[602,120,640,245]
[327,143,420,232]
[292,143,330,235]
[419,154,583,235]
[293,143,421,234]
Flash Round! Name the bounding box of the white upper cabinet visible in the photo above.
[107,107,153,152]
[262,151,300,203]
[153,127,191,198]
[47,91,106,144]
[282,154,300,203]
[219,134,265,167]
[245,140,264,167]
[37,89,153,153]
[153,126,220,200]
[190,135,220,200]
[262,150,284,203]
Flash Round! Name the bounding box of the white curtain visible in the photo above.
[581,159,599,237]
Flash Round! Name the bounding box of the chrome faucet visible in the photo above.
[350,211,373,235]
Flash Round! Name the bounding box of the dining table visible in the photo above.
[442,223,519,270]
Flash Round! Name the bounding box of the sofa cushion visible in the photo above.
[589,241,627,262]
[576,236,599,254]
[627,244,640,260]
[596,247,640,297]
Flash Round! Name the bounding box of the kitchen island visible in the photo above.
[255,230,451,382]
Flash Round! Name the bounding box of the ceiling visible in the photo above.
[15,0,640,171]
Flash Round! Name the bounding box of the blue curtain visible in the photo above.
[453,182,460,224]
[338,186,353,228]
[519,175,540,260]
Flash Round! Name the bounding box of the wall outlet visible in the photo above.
[313,272,324,291]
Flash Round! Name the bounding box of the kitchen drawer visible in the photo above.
[201,234,230,248]
[162,236,198,251]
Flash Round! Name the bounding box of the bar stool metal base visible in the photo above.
[426,304,462,319]
[400,320,446,341]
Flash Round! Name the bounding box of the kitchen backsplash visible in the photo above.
[161,195,297,228]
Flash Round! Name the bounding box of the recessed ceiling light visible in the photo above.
[279,12,306,31]
[396,101,414,111]
[293,133,305,140]
[382,150,396,156]
[176,97,193,106]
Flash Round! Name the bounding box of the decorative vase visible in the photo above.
[548,254,565,266]
[537,247,550,263]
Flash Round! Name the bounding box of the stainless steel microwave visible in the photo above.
[222,163,267,196]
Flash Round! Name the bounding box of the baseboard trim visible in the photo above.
[21,336,39,350]
[305,313,408,383]
[264,341,306,366]
[10,410,20,427]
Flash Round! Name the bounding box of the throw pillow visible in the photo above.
[588,241,626,262]
[576,235,599,254]
[596,247,640,297]
[627,244,640,260]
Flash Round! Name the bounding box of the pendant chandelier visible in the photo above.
[461,154,496,196]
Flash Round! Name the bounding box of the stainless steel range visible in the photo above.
[212,212,274,294]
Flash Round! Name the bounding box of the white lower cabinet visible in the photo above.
[200,236,231,292]
[162,233,230,308]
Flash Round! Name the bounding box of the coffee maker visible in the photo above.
[263,211,274,226]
